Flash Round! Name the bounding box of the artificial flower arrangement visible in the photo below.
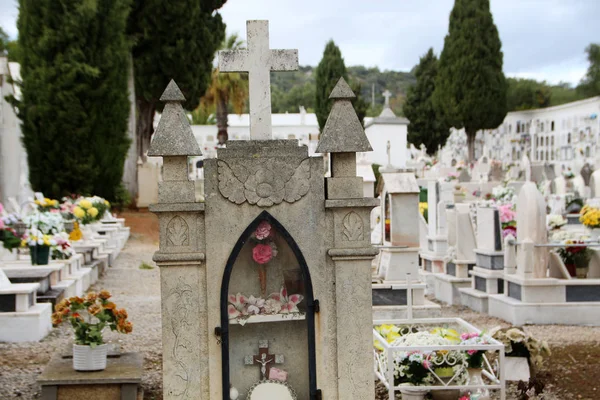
[52,232,75,260]
[489,326,550,369]
[227,286,303,325]
[374,325,471,386]
[556,240,591,278]
[491,185,516,204]
[459,332,492,369]
[499,204,517,239]
[23,227,56,265]
[546,214,567,231]
[34,197,60,212]
[52,290,133,343]
[563,170,575,179]
[0,204,21,251]
[251,221,278,296]
[445,172,459,182]
[73,199,100,225]
[388,331,468,386]
[23,211,64,235]
[579,205,600,229]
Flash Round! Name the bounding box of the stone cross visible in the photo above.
[218,20,299,140]
[244,340,284,380]
[382,90,392,108]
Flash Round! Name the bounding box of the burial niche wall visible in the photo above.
[220,212,316,400]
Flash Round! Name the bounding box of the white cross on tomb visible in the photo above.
[382,90,392,109]
[218,20,299,140]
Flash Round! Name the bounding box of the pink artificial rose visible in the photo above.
[499,204,516,223]
[467,349,478,355]
[268,368,288,382]
[422,360,431,369]
[253,243,273,264]
[254,221,272,240]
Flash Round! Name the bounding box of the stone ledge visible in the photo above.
[328,247,380,260]
[149,202,205,213]
[38,352,143,385]
[153,252,205,263]
[325,198,380,208]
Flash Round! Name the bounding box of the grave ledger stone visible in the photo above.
[149,20,378,400]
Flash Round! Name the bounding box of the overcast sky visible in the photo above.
[1,0,597,85]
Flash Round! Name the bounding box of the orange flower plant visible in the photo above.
[52,290,132,347]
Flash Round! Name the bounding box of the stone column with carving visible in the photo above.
[316,77,379,399]
[148,81,208,399]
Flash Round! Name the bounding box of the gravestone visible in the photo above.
[149,20,377,400]
[488,162,504,182]
[516,157,548,278]
[458,169,471,182]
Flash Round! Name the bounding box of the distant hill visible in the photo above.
[270,65,416,116]
[266,66,584,117]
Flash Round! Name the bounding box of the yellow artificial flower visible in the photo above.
[104,200,110,207]
[87,207,99,218]
[34,200,42,205]
[52,200,59,207]
[79,199,92,209]
[73,206,85,219]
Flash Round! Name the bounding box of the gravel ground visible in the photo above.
[0,232,163,399]
[1,212,599,399]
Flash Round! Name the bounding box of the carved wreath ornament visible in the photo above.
[217,158,310,207]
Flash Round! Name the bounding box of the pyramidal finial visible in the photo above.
[329,77,355,100]
[160,79,186,102]
[148,80,202,157]
[316,76,372,154]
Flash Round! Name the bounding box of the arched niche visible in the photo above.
[220,211,317,400]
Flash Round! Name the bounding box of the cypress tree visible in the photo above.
[128,0,227,158]
[404,48,450,154]
[315,40,348,131]
[433,0,507,161]
[16,0,132,201]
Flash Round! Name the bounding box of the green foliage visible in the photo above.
[128,0,227,156]
[550,82,583,106]
[269,64,415,117]
[315,40,348,131]
[16,0,132,201]
[507,78,551,110]
[0,27,8,55]
[350,81,368,126]
[404,48,450,155]
[0,228,22,250]
[433,0,508,160]
[577,43,600,97]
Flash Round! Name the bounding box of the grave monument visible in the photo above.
[149,20,378,400]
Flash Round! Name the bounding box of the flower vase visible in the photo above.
[431,389,460,400]
[72,343,108,371]
[565,263,577,277]
[576,266,589,279]
[466,368,490,399]
[30,246,50,265]
[589,228,600,241]
[399,386,429,400]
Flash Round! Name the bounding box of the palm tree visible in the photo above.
[200,34,248,144]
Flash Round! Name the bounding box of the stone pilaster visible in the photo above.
[148,81,208,399]
[317,77,378,399]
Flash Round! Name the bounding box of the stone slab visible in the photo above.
[475,252,504,270]
[38,352,143,386]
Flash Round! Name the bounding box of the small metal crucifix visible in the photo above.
[244,340,284,380]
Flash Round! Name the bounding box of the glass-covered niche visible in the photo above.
[221,214,316,400]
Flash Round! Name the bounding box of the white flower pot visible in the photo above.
[590,228,600,241]
[399,386,429,400]
[0,247,18,261]
[73,343,108,371]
